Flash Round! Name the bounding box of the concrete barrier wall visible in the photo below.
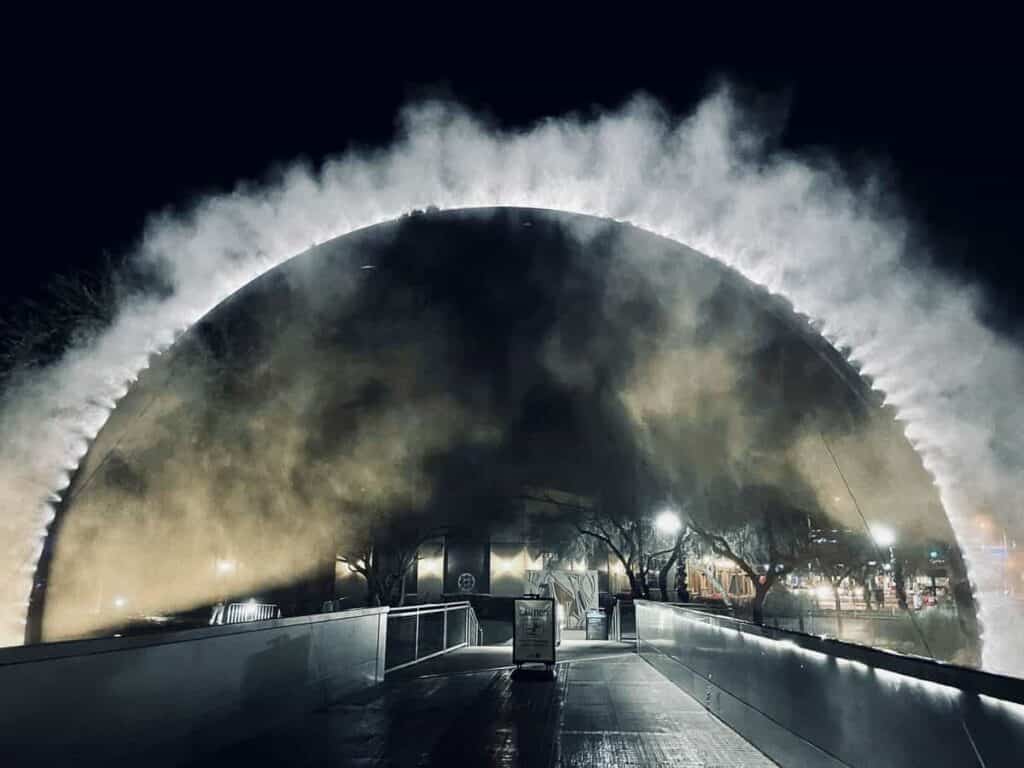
[636,601,1024,768]
[0,606,388,766]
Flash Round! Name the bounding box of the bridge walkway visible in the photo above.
[192,640,775,767]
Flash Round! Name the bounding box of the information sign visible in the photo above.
[513,597,556,666]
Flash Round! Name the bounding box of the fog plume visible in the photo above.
[1,88,1021,675]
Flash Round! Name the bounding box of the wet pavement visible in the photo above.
[387,637,637,679]
[193,644,775,767]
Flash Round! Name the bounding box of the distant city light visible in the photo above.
[870,524,896,548]
[113,596,127,608]
[655,509,682,535]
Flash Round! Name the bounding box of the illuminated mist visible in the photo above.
[0,89,1021,675]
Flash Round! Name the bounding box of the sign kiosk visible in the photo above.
[513,596,557,675]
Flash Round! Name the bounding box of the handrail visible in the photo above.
[609,600,622,642]
[388,601,472,616]
[638,600,1024,705]
[210,601,281,626]
[384,601,481,673]
[636,599,1024,767]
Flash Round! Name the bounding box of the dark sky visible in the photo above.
[5,16,1021,334]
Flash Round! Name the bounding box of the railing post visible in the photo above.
[414,611,421,661]
[442,605,448,650]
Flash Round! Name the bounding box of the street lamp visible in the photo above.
[656,509,682,536]
[870,524,896,548]
[869,524,903,608]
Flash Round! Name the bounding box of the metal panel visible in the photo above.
[0,606,390,766]
[636,601,1024,768]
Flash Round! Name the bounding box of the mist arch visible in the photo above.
[29,207,978,663]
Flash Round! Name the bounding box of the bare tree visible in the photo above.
[657,530,692,602]
[516,487,690,600]
[811,528,872,633]
[688,493,812,624]
[0,253,155,384]
[516,489,656,598]
[572,503,684,600]
[338,524,445,607]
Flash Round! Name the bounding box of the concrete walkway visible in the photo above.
[387,637,637,679]
[193,646,775,767]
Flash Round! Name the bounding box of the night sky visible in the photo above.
[5,17,1021,337]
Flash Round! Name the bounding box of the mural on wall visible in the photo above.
[525,569,598,630]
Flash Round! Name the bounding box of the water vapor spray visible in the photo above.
[1,88,1021,674]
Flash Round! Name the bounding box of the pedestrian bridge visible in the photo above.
[2,602,1022,767]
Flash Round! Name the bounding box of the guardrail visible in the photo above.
[1,606,389,766]
[609,600,622,642]
[384,601,480,673]
[210,600,282,625]
[636,600,1024,768]
[667,601,734,616]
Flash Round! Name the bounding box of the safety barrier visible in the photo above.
[384,601,480,673]
[636,600,1024,768]
[609,599,622,642]
[0,606,389,766]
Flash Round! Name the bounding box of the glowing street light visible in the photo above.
[655,509,682,535]
[870,524,896,548]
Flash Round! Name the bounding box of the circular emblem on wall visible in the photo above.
[457,572,476,593]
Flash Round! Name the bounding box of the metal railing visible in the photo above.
[210,601,281,626]
[635,600,1024,768]
[668,601,734,616]
[609,600,622,642]
[384,601,481,673]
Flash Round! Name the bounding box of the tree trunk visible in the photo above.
[639,569,651,600]
[752,580,772,625]
[397,572,407,607]
[658,549,680,602]
[626,569,641,598]
[657,568,669,601]
[366,575,380,607]
[675,557,690,603]
[893,560,908,610]
[833,584,843,635]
